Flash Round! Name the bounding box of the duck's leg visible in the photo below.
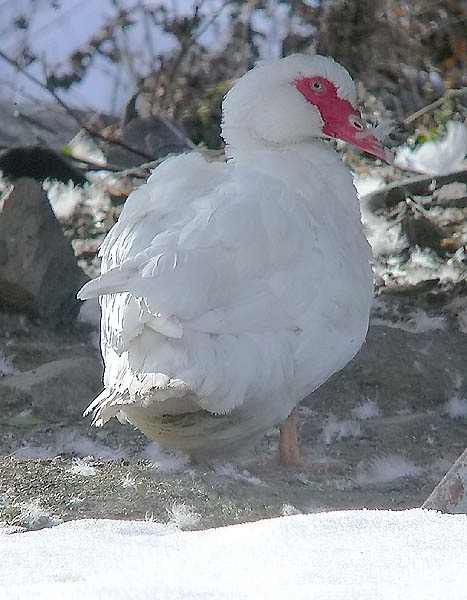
[279,409,302,467]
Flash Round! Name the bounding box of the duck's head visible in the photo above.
[222,53,391,162]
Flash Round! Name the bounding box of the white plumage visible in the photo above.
[78,54,376,457]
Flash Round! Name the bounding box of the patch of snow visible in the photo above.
[213,462,263,485]
[142,442,190,474]
[378,246,464,289]
[45,175,112,225]
[443,396,467,419]
[43,179,83,221]
[1,511,466,599]
[321,415,361,445]
[166,502,201,530]
[68,458,97,477]
[429,205,464,226]
[351,400,381,420]
[11,499,61,531]
[395,121,467,175]
[356,454,422,485]
[0,351,16,376]
[360,201,408,257]
[353,174,385,198]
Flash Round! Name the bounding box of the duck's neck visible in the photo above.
[227,138,347,177]
[227,138,358,217]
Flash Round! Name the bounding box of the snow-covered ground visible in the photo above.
[1,509,465,599]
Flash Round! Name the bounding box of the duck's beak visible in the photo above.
[346,127,394,163]
[321,100,393,163]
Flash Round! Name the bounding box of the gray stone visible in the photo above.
[1,357,102,421]
[0,178,86,322]
[0,101,80,150]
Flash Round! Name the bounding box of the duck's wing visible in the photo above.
[79,154,320,417]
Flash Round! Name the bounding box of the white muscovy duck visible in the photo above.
[78,53,391,465]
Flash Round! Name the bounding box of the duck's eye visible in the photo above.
[350,116,364,130]
[310,80,323,92]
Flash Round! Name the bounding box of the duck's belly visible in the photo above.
[121,268,372,457]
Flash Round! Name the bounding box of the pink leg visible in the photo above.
[279,409,302,467]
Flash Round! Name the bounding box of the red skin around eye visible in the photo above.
[293,75,391,162]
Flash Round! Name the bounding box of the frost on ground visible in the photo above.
[321,415,361,445]
[351,400,381,420]
[371,308,446,333]
[1,510,466,599]
[444,396,467,419]
[142,441,190,473]
[68,458,98,477]
[356,454,422,486]
[7,499,61,532]
[14,429,124,461]
[213,462,263,485]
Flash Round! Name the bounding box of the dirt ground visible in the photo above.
[1,297,466,531]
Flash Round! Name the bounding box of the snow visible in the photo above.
[359,197,408,258]
[353,174,385,198]
[395,121,467,175]
[1,510,466,599]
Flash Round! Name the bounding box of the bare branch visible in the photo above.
[0,48,154,161]
[403,87,467,126]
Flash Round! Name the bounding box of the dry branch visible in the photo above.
[0,49,153,161]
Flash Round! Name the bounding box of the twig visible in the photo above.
[159,0,236,109]
[109,157,167,179]
[403,87,467,126]
[68,156,123,173]
[0,48,153,161]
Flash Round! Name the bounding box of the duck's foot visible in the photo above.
[279,410,343,474]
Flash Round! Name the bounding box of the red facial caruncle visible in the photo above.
[294,75,392,162]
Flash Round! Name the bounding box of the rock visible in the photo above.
[107,114,192,168]
[0,357,102,421]
[0,178,86,322]
[423,447,467,514]
[0,100,81,150]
